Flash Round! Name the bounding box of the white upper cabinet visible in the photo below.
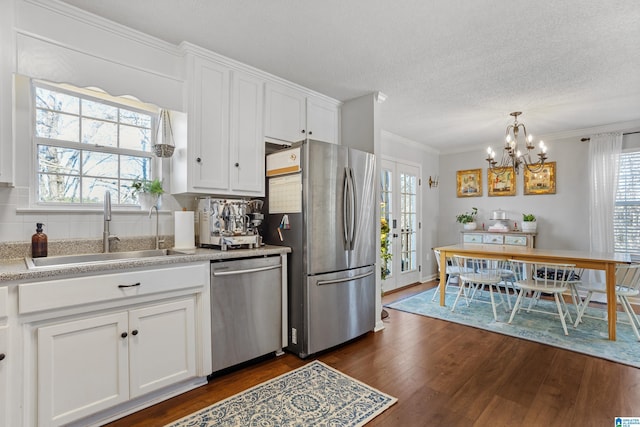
[172,54,231,194]
[265,83,307,143]
[265,82,340,145]
[0,4,14,186]
[229,70,265,195]
[173,49,266,196]
[306,96,340,145]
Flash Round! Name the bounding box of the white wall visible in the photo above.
[380,131,440,281]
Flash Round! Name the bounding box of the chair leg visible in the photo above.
[554,294,569,335]
[508,289,526,324]
[489,285,499,321]
[573,291,594,327]
[620,295,640,341]
[451,281,469,312]
[430,283,441,302]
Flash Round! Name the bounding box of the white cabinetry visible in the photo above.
[18,262,210,427]
[37,299,196,426]
[229,70,265,195]
[265,82,340,145]
[173,49,266,196]
[0,326,7,427]
[0,286,8,427]
[0,2,14,185]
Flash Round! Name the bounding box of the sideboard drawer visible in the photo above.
[483,234,504,244]
[463,233,483,243]
[505,235,528,246]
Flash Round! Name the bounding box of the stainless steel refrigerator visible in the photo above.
[264,139,376,358]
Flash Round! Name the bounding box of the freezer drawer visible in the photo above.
[210,256,282,372]
[305,265,375,356]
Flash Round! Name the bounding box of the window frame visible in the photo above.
[31,80,159,209]
[614,148,640,256]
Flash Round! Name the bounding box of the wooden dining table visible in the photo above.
[436,244,632,340]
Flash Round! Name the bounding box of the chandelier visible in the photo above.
[486,112,548,174]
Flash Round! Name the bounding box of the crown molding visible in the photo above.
[22,0,181,56]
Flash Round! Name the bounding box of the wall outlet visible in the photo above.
[291,327,297,344]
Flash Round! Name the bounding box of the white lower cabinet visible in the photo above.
[37,298,197,426]
[0,326,8,427]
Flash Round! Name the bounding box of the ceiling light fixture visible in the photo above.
[486,112,548,174]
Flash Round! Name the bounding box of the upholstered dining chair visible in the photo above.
[450,255,508,321]
[573,263,640,340]
[508,260,577,335]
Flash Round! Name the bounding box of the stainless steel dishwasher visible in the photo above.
[210,255,283,372]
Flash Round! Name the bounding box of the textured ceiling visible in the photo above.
[60,0,640,153]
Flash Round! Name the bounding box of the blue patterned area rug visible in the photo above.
[386,287,640,368]
[166,361,397,427]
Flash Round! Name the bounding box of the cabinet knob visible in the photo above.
[121,332,128,339]
[131,330,139,336]
[301,129,306,134]
[196,157,202,163]
[309,131,313,135]
[0,353,5,361]
[235,163,239,167]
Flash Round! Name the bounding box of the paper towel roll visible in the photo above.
[174,211,195,250]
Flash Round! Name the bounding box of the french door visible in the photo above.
[380,159,421,292]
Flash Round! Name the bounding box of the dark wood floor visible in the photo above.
[106,281,640,427]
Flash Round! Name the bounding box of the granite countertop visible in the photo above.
[0,245,291,282]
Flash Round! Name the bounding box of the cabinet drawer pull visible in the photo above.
[301,129,305,134]
[196,157,202,163]
[121,332,128,338]
[0,353,5,361]
[118,282,141,288]
[131,329,139,336]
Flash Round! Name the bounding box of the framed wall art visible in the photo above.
[524,161,556,195]
[456,168,482,197]
[488,167,516,196]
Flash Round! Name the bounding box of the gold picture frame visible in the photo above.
[456,168,482,197]
[488,167,516,196]
[524,161,556,195]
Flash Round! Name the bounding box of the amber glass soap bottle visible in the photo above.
[31,222,48,258]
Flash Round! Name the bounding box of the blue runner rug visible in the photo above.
[166,360,397,426]
[385,287,640,368]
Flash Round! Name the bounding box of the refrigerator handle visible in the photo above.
[348,167,356,250]
[317,270,374,286]
[343,167,350,249]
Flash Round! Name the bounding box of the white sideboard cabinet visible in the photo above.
[461,231,536,248]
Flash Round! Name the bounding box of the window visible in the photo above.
[614,150,640,255]
[33,81,156,205]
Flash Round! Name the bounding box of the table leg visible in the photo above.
[606,262,617,340]
[440,251,447,306]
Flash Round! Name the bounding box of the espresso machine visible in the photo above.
[198,197,263,250]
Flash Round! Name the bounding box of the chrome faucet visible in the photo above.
[103,191,120,253]
[149,205,165,250]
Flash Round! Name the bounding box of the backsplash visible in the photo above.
[0,186,180,246]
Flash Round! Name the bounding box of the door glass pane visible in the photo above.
[380,168,393,279]
[400,173,417,273]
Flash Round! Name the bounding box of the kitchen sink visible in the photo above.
[25,249,188,270]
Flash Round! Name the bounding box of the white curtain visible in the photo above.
[588,132,622,283]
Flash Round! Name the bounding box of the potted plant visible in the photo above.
[131,178,164,210]
[521,213,537,232]
[456,207,478,230]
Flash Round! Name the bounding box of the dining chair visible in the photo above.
[508,260,577,335]
[451,255,507,321]
[573,263,640,340]
[431,249,469,302]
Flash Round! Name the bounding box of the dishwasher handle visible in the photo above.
[212,264,281,277]
[317,270,374,286]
